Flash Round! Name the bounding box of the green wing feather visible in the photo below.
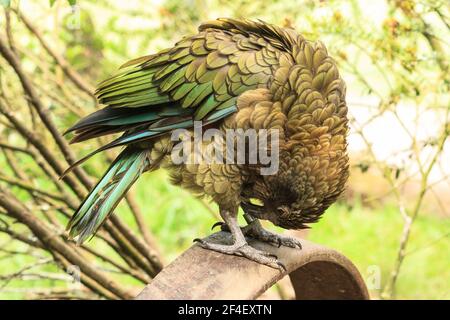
[67,20,280,153]
[64,17,289,176]
[67,148,149,243]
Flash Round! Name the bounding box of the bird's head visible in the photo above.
[240,150,349,230]
[241,181,316,229]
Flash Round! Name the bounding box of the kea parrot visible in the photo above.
[64,18,349,270]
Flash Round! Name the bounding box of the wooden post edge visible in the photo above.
[135,231,369,300]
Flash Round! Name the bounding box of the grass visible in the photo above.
[309,201,449,299]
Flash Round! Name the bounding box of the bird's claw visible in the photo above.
[194,239,285,272]
[247,227,302,250]
[276,261,287,272]
[209,221,302,250]
[210,221,226,231]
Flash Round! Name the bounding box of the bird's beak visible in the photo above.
[241,201,269,220]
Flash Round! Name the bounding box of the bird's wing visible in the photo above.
[64,19,296,170]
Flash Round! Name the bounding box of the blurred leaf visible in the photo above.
[49,0,76,6]
[0,0,10,8]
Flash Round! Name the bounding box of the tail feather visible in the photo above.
[67,148,149,244]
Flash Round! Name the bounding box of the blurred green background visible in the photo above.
[0,0,448,299]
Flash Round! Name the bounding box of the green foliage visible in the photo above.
[0,0,10,8]
[50,0,77,7]
[309,201,450,299]
[0,1,77,8]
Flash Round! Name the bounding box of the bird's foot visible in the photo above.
[193,238,286,271]
[246,225,302,249]
[211,221,302,249]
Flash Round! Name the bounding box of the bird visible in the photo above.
[64,18,349,270]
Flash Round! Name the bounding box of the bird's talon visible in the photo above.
[194,240,284,271]
[276,261,287,272]
[210,221,231,232]
[211,221,225,231]
[245,224,302,250]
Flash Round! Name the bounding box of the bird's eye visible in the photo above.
[249,198,264,207]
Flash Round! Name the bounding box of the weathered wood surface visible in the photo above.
[135,232,369,300]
